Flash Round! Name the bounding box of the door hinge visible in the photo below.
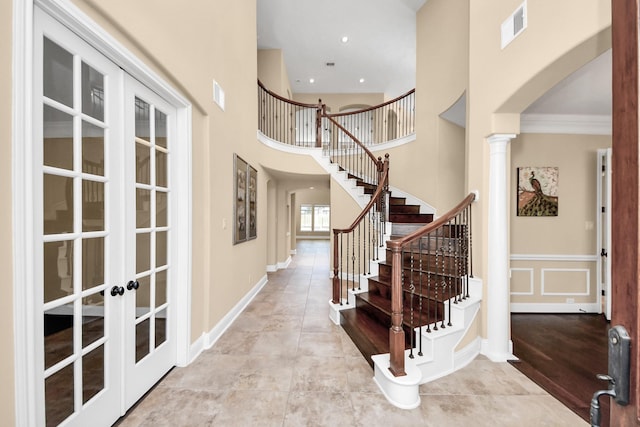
[601,289,606,296]
[601,248,608,257]
[602,206,606,213]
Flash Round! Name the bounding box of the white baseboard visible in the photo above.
[510,302,600,313]
[278,256,292,269]
[453,336,481,371]
[188,274,268,363]
[296,235,330,240]
[266,256,292,272]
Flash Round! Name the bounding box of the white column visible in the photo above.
[485,133,516,362]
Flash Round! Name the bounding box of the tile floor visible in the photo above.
[117,240,587,426]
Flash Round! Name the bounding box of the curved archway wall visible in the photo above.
[469,1,610,336]
[386,0,612,341]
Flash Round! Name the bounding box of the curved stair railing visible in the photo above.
[386,192,475,376]
[258,80,322,147]
[332,154,389,305]
[257,80,415,151]
[325,88,415,146]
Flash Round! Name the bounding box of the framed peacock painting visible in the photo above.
[517,166,559,216]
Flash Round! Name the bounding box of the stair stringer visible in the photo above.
[371,277,483,409]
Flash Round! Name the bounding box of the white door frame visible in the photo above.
[12,0,193,425]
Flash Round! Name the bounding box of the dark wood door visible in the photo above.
[611,0,640,424]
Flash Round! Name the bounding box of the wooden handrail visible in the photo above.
[387,192,476,377]
[325,115,380,167]
[333,155,388,234]
[257,79,319,109]
[325,88,416,118]
[387,192,476,249]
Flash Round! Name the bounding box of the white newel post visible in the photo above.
[485,134,515,362]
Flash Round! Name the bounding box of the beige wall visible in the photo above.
[1,0,14,423]
[294,187,331,239]
[257,49,292,98]
[383,0,469,213]
[509,133,611,307]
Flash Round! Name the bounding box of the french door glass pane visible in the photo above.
[135,275,151,319]
[82,345,104,404]
[136,143,151,185]
[155,109,167,149]
[156,270,167,306]
[155,308,167,348]
[156,231,167,267]
[43,174,73,235]
[44,305,74,370]
[156,191,167,227]
[136,189,151,228]
[82,121,104,176]
[81,293,105,347]
[82,180,104,232]
[44,240,73,303]
[81,62,104,121]
[82,237,104,291]
[135,98,150,140]
[135,319,150,363]
[45,363,74,426]
[156,150,167,187]
[43,105,73,170]
[43,37,73,108]
[136,233,151,273]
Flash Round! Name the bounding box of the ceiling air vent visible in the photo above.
[326,62,335,67]
[213,80,225,111]
[501,1,527,49]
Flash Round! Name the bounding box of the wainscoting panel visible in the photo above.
[510,254,599,313]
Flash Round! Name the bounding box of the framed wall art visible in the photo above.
[517,166,559,217]
[233,154,258,244]
[248,165,257,240]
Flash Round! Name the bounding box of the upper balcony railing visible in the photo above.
[257,80,415,150]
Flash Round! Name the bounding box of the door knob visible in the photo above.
[127,280,140,291]
[110,286,125,296]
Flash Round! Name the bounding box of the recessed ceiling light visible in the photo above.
[359,78,365,83]
[309,186,315,190]
[341,36,349,43]
[309,78,315,83]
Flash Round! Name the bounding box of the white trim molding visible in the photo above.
[511,253,599,262]
[509,268,534,295]
[520,113,612,135]
[511,302,600,313]
[13,0,36,424]
[541,268,590,296]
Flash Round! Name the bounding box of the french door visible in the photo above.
[34,8,176,426]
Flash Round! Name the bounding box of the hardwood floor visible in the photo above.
[510,313,610,426]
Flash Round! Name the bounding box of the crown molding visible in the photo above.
[520,113,611,135]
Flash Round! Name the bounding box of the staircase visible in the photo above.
[340,180,434,365]
[328,173,481,409]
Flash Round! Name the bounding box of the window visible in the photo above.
[300,205,313,231]
[300,204,330,232]
[313,205,330,231]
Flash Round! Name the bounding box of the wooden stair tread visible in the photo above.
[357,289,444,323]
[389,213,434,223]
[340,308,390,366]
